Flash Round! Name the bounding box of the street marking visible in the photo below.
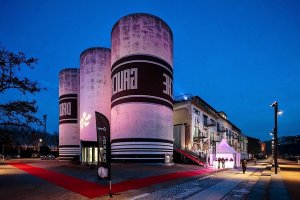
[131,193,150,200]
[198,175,214,180]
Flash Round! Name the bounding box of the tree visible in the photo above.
[0,44,45,128]
[247,136,262,157]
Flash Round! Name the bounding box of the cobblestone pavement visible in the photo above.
[221,167,264,200]
[131,165,267,200]
[2,159,279,200]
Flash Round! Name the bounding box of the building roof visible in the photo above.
[174,94,242,133]
[216,139,237,154]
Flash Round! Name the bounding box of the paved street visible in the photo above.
[0,158,299,200]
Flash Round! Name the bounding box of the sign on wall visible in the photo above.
[95,111,111,180]
[59,94,78,124]
[111,55,173,109]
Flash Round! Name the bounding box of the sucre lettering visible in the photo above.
[163,73,172,96]
[60,102,71,116]
[112,68,138,95]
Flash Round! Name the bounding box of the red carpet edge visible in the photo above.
[9,162,213,199]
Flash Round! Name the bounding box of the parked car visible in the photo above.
[31,153,40,158]
[40,154,55,160]
[47,154,55,160]
[12,154,21,159]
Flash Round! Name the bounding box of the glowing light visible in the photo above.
[183,96,188,100]
[80,112,91,128]
[278,110,283,115]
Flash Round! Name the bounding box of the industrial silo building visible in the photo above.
[79,47,111,163]
[59,68,80,160]
[111,13,174,162]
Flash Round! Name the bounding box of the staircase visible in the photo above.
[174,148,205,166]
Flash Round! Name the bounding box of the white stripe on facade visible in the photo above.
[111,95,173,106]
[112,157,164,160]
[112,60,173,75]
[59,97,77,100]
[111,142,173,146]
[111,151,172,155]
[111,145,173,149]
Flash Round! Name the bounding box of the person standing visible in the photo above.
[241,158,247,174]
[221,157,225,168]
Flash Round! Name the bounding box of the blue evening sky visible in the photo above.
[1,0,299,141]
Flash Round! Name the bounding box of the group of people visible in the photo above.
[215,157,248,174]
[216,157,233,169]
[214,156,248,174]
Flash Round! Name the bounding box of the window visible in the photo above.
[193,127,200,137]
[203,114,208,125]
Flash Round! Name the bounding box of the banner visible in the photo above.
[95,112,111,180]
[111,54,173,109]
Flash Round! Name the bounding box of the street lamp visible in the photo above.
[38,138,43,155]
[271,101,279,174]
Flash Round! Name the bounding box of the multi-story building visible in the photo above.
[173,94,248,166]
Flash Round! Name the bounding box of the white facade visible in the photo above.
[110,13,174,162]
[79,47,111,163]
[173,94,248,165]
[79,48,111,142]
[58,68,80,160]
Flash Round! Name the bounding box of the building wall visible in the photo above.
[79,48,111,142]
[173,96,248,162]
[79,47,111,163]
[110,13,174,162]
[59,68,80,160]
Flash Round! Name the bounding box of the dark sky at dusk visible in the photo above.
[1,0,299,141]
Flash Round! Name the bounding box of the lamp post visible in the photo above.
[38,138,43,155]
[271,101,278,174]
[2,145,5,162]
[43,114,47,134]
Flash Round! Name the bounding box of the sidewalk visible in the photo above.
[247,158,292,200]
[130,158,289,200]
[126,162,265,200]
[186,170,251,200]
[186,161,268,200]
[2,158,297,200]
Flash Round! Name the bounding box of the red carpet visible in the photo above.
[9,162,213,199]
[174,148,206,166]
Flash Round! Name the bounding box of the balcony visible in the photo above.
[204,119,216,127]
[217,126,226,133]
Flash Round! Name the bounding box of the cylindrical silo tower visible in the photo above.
[79,47,111,163]
[111,13,174,162]
[59,68,80,160]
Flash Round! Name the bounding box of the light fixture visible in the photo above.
[80,112,91,128]
[271,101,278,107]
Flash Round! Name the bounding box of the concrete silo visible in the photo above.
[111,13,174,162]
[59,68,80,160]
[79,47,111,163]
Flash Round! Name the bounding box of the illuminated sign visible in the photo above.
[80,112,91,128]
